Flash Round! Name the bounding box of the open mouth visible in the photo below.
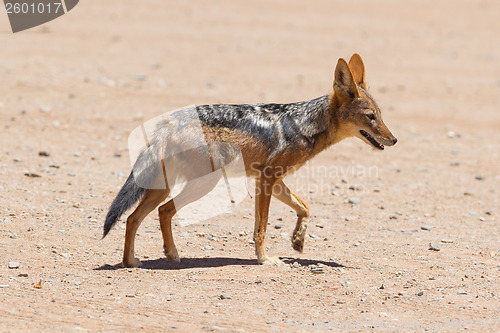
[360,130,384,150]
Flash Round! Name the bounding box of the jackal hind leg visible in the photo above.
[272,179,309,253]
[123,189,169,268]
[158,173,221,262]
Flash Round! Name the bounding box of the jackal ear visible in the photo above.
[334,58,360,100]
[348,53,366,89]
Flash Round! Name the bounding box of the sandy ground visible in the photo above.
[0,0,499,332]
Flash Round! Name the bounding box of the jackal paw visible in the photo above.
[164,249,180,263]
[291,225,307,253]
[291,235,304,253]
[258,256,285,266]
[123,257,141,268]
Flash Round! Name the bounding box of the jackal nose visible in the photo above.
[392,137,398,145]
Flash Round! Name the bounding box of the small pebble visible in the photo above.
[331,189,341,196]
[24,172,41,178]
[421,225,431,231]
[274,224,282,230]
[8,262,20,269]
[308,233,321,239]
[311,268,324,274]
[340,281,350,287]
[464,274,473,279]
[219,294,231,300]
[441,239,454,243]
[348,197,361,205]
[132,73,147,81]
[474,174,485,181]
[310,264,324,274]
[292,262,300,268]
[457,290,467,295]
[158,79,167,88]
[39,106,52,113]
[202,326,224,331]
[38,151,50,157]
[99,76,115,87]
[417,291,424,296]
[0,284,10,288]
[429,243,441,251]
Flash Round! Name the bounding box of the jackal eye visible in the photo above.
[366,113,376,120]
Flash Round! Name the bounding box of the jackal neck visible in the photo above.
[302,93,341,157]
[281,94,331,138]
[267,94,333,160]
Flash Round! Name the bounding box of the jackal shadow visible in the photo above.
[95,257,344,271]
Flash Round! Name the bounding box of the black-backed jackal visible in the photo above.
[103,54,397,267]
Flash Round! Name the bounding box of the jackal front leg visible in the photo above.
[254,175,283,265]
[272,179,309,253]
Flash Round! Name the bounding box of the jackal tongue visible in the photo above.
[360,130,384,150]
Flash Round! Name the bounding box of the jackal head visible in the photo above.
[331,54,397,150]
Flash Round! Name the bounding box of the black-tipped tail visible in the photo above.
[103,172,146,238]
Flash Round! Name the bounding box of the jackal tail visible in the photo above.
[102,172,146,238]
